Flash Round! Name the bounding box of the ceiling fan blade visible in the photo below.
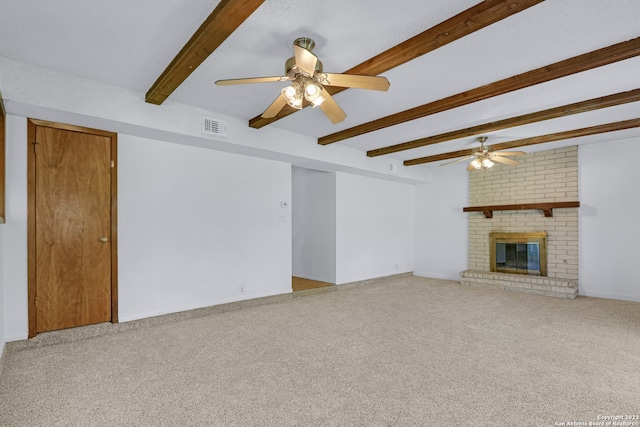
[439,156,476,166]
[294,45,318,76]
[323,73,390,91]
[317,88,346,124]
[493,150,526,156]
[491,155,519,166]
[261,94,288,118]
[215,76,286,86]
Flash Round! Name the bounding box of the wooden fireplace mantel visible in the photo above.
[463,201,580,218]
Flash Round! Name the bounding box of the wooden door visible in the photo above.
[28,120,117,335]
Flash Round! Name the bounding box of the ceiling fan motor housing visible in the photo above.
[285,56,323,78]
[293,37,315,51]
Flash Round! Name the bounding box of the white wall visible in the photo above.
[335,172,414,284]
[4,114,638,344]
[291,167,336,283]
[0,225,5,358]
[414,163,468,281]
[2,116,293,339]
[3,115,28,341]
[118,134,292,321]
[0,119,4,359]
[579,137,640,301]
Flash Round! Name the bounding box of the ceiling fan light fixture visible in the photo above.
[304,81,320,97]
[467,136,496,170]
[442,136,524,171]
[282,85,296,100]
[282,84,303,109]
[304,81,325,107]
[482,158,494,168]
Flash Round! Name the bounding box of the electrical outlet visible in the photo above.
[240,286,245,293]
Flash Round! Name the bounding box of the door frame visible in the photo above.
[27,119,118,338]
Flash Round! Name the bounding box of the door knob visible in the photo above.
[99,236,109,243]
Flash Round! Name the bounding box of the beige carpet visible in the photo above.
[1,276,639,426]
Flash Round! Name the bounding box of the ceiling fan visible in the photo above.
[215,37,390,124]
[441,136,526,170]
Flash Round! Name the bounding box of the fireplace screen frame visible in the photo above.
[490,232,547,276]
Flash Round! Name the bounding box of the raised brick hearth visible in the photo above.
[463,146,579,298]
[461,270,578,299]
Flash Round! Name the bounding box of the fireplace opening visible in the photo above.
[490,232,547,276]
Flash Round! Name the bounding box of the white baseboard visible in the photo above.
[578,290,640,302]
[0,342,6,378]
[336,270,413,286]
[5,333,29,343]
[412,271,462,282]
[118,289,293,323]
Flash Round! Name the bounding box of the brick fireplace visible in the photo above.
[460,146,579,298]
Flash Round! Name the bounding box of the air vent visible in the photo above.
[202,116,227,137]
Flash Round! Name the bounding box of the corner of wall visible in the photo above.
[0,342,6,379]
[0,225,5,368]
[0,111,6,368]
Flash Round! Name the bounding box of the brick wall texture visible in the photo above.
[467,146,578,280]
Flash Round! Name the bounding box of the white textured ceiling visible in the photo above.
[1,0,639,166]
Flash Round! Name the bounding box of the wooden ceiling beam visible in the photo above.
[403,118,640,166]
[320,36,640,146]
[367,88,640,157]
[145,0,266,105]
[248,0,544,129]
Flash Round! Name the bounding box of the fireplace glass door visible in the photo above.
[490,232,547,276]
